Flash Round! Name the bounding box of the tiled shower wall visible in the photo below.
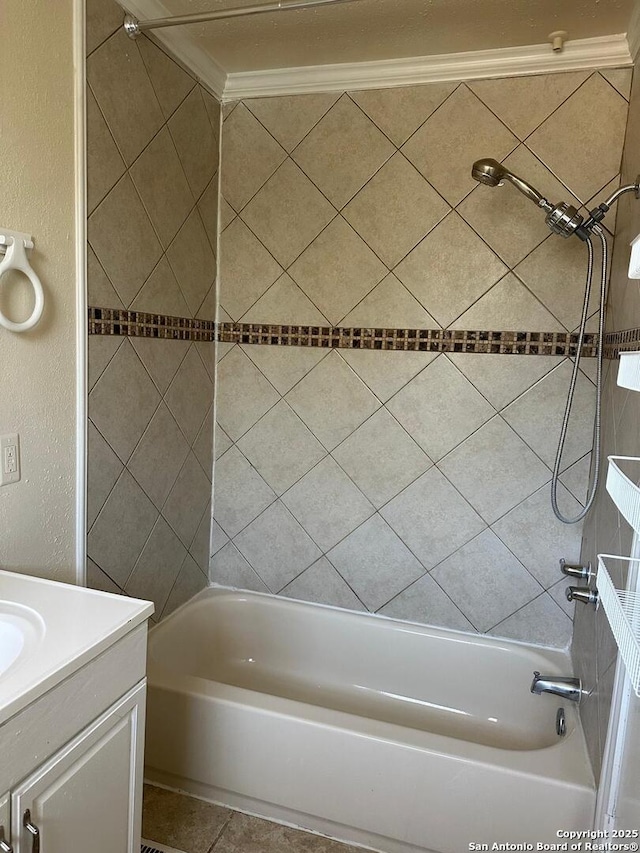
[576,67,639,781]
[212,69,630,648]
[85,0,219,619]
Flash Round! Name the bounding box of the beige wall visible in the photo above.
[0,1,79,582]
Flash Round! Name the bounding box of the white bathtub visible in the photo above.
[145,588,595,853]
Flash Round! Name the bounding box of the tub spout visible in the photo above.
[530,671,582,702]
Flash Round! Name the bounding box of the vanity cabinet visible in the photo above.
[0,597,152,853]
[8,683,145,853]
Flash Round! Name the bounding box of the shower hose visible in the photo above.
[550,224,606,524]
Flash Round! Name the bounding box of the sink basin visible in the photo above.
[0,570,153,726]
[0,601,45,677]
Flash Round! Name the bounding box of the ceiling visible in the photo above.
[134,0,635,73]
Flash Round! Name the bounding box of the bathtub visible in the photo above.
[145,588,595,853]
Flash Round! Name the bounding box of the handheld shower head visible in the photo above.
[471,158,506,187]
[471,158,552,209]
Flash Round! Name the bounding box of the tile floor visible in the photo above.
[143,784,363,853]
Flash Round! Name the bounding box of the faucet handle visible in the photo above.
[566,586,598,607]
[559,559,592,580]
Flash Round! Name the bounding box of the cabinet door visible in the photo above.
[11,682,145,853]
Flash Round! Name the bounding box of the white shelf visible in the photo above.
[597,555,640,698]
[606,456,640,534]
[618,351,640,391]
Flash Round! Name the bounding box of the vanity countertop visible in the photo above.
[0,570,153,726]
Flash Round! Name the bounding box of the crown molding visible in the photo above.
[119,0,227,98]
[223,33,632,101]
[627,2,640,61]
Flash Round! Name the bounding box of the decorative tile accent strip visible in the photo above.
[88,308,216,341]
[88,308,600,356]
[604,328,640,359]
[218,323,598,357]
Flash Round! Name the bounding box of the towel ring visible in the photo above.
[0,231,44,333]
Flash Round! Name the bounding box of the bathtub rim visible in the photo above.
[156,583,573,659]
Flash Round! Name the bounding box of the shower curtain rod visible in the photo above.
[124,0,362,38]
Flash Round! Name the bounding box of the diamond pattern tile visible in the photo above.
[292,94,395,208]
[449,272,564,332]
[237,400,326,495]
[343,152,449,268]
[166,208,216,316]
[163,554,208,618]
[492,482,583,589]
[168,86,218,199]
[280,557,366,611]
[488,593,572,649]
[88,174,162,307]
[447,353,562,411]
[326,514,424,611]
[87,421,123,529]
[438,416,551,524]
[124,516,186,614]
[130,257,190,317]
[219,217,283,320]
[457,145,581,268]
[242,344,329,396]
[527,73,628,202]
[601,68,632,101]
[380,467,485,570]
[127,402,190,509]
[240,273,329,325]
[234,501,322,592]
[386,355,495,461]
[216,347,280,441]
[282,457,374,552]
[210,542,270,593]
[288,216,387,325]
[514,234,601,331]
[468,72,589,140]
[402,84,518,206]
[89,340,160,463]
[241,159,335,268]
[221,103,287,211]
[136,35,196,120]
[213,447,276,537]
[131,338,190,397]
[340,349,438,403]
[350,83,456,147]
[129,126,194,248]
[245,93,339,152]
[378,573,473,630]
[394,211,508,327]
[431,529,542,632]
[164,345,213,444]
[87,470,158,588]
[162,452,213,547]
[502,360,596,470]
[286,351,380,450]
[340,273,438,329]
[332,408,431,508]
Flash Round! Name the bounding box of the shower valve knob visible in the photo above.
[566,586,598,607]
[559,559,591,580]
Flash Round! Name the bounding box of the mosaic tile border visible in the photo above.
[603,328,640,359]
[89,308,216,341]
[88,308,601,356]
